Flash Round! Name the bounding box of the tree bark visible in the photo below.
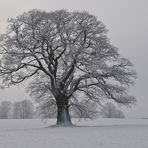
[56,97,72,126]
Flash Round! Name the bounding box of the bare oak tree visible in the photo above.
[0,10,136,125]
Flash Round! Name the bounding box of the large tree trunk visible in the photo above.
[56,98,72,126]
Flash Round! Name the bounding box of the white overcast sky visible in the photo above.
[0,0,148,118]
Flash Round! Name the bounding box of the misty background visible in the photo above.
[0,0,147,118]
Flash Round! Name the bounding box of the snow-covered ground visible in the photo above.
[0,118,148,148]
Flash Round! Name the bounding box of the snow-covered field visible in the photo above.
[0,118,148,148]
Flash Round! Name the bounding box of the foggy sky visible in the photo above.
[0,0,148,118]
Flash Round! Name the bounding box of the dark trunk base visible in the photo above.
[56,104,72,126]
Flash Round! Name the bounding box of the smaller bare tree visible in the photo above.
[13,100,34,119]
[100,102,125,118]
[0,101,12,119]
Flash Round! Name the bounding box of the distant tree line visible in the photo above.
[0,100,34,119]
[0,100,125,119]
